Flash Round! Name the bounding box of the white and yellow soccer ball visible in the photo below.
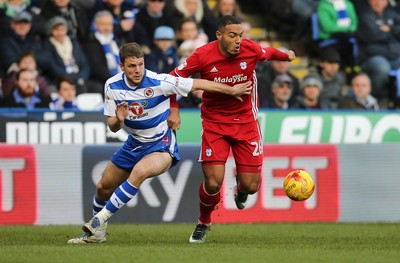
[283,170,315,201]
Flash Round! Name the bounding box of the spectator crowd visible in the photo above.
[0,0,399,111]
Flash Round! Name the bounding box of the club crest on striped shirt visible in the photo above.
[144,88,154,98]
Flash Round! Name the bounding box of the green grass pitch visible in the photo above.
[1,223,400,263]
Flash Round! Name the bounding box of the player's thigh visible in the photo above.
[98,161,130,192]
[231,121,263,167]
[129,152,173,186]
[199,121,231,162]
[232,122,262,192]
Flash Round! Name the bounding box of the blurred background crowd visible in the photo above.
[0,0,399,111]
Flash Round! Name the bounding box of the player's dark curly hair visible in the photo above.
[216,15,242,32]
[119,42,144,64]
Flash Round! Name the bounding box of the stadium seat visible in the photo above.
[76,93,103,111]
[389,69,400,97]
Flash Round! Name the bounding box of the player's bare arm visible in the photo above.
[168,95,181,131]
[168,107,181,131]
[108,101,129,132]
[264,47,296,62]
[191,79,252,102]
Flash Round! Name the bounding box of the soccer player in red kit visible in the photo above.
[173,15,296,243]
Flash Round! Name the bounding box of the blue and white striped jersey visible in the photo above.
[104,69,193,143]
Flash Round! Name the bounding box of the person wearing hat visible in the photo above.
[43,16,90,94]
[39,0,89,43]
[0,11,50,75]
[256,46,301,107]
[264,73,294,109]
[144,25,179,74]
[292,73,332,109]
[0,2,46,39]
[316,49,347,109]
[11,10,33,23]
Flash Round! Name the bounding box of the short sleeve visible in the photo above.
[159,74,193,97]
[103,83,116,116]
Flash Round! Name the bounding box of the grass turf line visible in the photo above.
[1,223,400,263]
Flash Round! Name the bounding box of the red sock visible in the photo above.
[198,182,220,225]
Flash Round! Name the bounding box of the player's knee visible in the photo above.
[204,180,222,194]
[96,181,104,193]
[96,181,113,199]
[130,165,149,186]
[241,182,260,195]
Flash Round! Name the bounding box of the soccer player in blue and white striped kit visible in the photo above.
[67,42,252,243]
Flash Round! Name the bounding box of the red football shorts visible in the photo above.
[199,120,263,167]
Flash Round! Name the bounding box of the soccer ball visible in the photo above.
[283,170,315,201]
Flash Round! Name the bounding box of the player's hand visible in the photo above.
[286,50,296,62]
[167,107,181,130]
[115,101,129,122]
[231,81,252,102]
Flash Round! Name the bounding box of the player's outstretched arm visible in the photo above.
[107,101,129,132]
[191,79,252,102]
[264,47,296,62]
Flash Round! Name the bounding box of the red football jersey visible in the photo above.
[174,39,272,123]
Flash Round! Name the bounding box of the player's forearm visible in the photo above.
[264,47,289,61]
[170,94,178,108]
[191,79,232,95]
[107,116,124,133]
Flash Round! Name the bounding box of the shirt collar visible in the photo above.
[13,88,42,109]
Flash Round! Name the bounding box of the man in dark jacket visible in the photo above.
[83,10,121,94]
[40,0,89,43]
[337,73,379,110]
[0,11,50,74]
[135,0,176,48]
[356,0,400,100]
[264,73,294,109]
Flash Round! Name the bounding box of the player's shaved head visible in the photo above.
[217,15,242,32]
